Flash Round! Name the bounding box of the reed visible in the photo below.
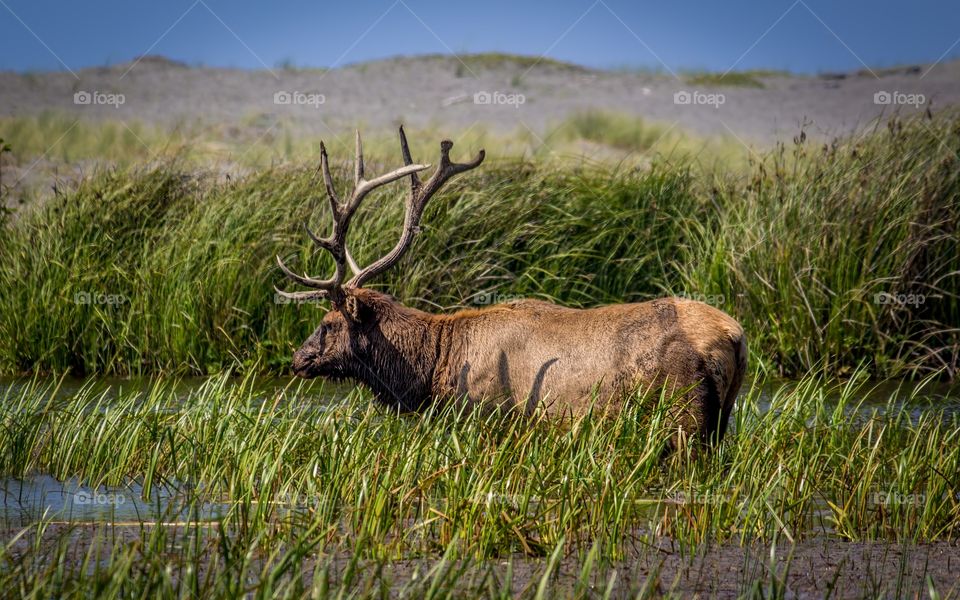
[1,113,958,378]
[0,371,957,596]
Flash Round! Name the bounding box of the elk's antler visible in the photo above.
[276,127,484,303]
[347,127,485,288]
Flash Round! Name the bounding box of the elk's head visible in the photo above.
[276,127,484,381]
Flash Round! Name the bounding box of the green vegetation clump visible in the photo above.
[0,112,180,164]
[419,51,586,73]
[0,113,957,377]
[555,110,676,152]
[685,71,768,88]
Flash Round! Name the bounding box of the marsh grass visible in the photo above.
[0,371,957,596]
[0,148,704,375]
[1,112,958,378]
[680,115,960,377]
[1,371,958,548]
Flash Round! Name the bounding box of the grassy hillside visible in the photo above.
[0,112,957,378]
[0,110,741,182]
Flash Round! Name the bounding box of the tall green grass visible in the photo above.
[1,371,958,548]
[681,116,960,377]
[0,372,957,596]
[0,113,957,377]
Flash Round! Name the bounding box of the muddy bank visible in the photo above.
[3,522,957,598]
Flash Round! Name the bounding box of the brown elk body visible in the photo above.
[278,128,747,447]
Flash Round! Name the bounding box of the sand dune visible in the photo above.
[2,53,959,145]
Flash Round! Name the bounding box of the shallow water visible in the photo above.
[0,475,230,526]
[752,378,960,423]
[0,375,354,526]
[0,374,355,408]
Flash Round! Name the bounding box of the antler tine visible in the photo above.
[274,287,328,302]
[277,138,347,298]
[288,140,343,288]
[344,129,431,215]
[354,130,364,186]
[344,162,431,216]
[319,142,340,216]
[344,246,362,276]
[347,133,485,288]
[275,254,342,291]
[398,125,421,194]
[417,140,485,203]
[302,222,334,253]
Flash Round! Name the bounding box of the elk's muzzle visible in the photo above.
[291,349,315,378]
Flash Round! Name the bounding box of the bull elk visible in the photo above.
[277,128,747,449]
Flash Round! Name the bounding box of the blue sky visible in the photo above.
[1,0,958,74]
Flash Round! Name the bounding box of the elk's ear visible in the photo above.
[344,294,370,322]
